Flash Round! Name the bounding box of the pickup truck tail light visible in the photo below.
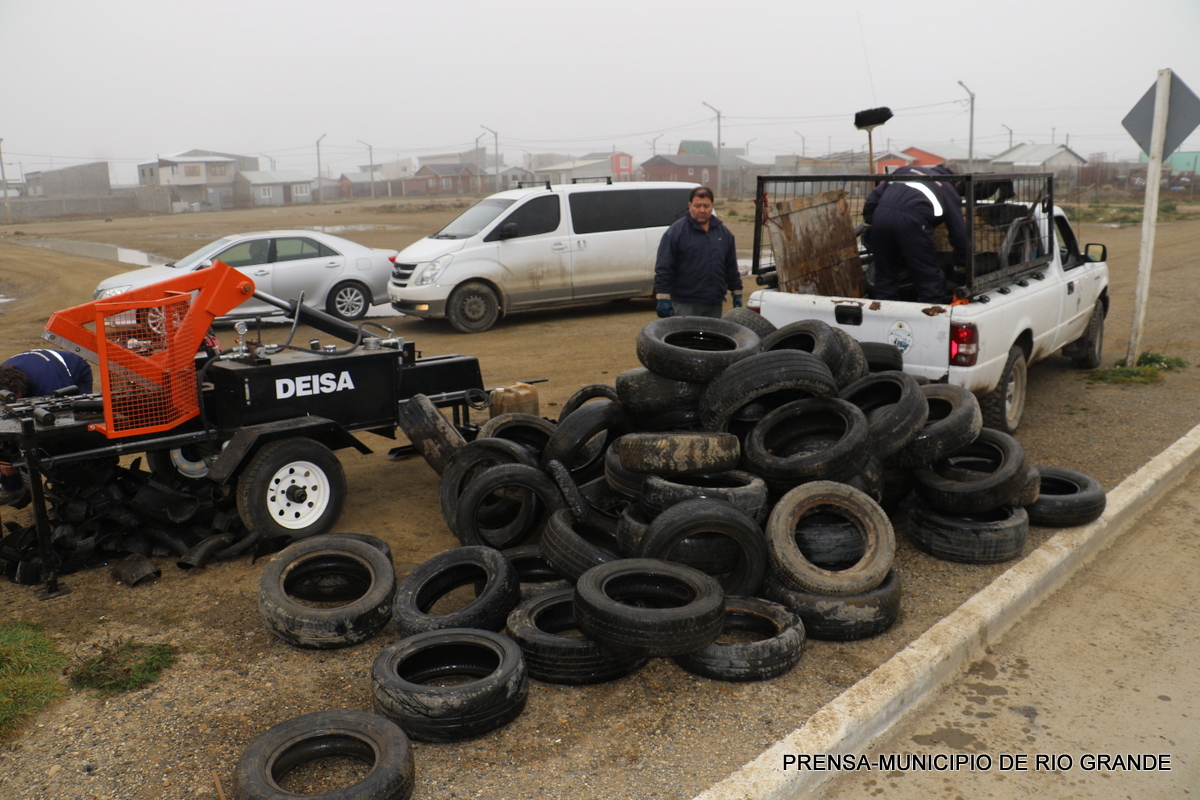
[950,323,979,366]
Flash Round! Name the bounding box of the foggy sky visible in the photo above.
[3,0,1198,184]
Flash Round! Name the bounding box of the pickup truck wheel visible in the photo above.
[981,346,1027,433]
[237,438,346,539]
[326,280,371,321]
[446,281,500,333]
[1069,302,1104,369]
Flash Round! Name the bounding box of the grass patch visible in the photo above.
[66,638,177,697]
[1087,351,1190,385]
[0,622,67,740]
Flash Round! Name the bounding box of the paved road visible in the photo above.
[811,463,1200,799]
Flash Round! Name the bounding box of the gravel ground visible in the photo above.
[0,209,1197,800]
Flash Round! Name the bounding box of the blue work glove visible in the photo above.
[732,293,743,308]
[656,298,674,318]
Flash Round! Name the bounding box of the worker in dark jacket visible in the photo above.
[861,165,967,303]
[653,186,742,318]
[0,349,94,504]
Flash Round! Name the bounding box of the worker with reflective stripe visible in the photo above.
[861,165,968,303]
[0,349,93,397]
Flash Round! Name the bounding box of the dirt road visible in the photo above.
[0,201,1196,800]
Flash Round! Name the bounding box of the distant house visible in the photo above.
[678,140,718,160]
[312,176,341,203]
[138,149,259,210]
[578,152,636,181]
[873,150,917,174]
[498,165,535,190]
[402,163,482,196]
[532,158,612,186]
[338,171,386,198]
[990,143,1087,170]
[24,162,111,198]
[640,155,714,185]
[234,170,313,207]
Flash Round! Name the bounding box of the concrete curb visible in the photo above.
[691,420,1200,800]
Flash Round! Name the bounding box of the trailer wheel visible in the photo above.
[326,280,371,321]
[447,281,500,333]
[981,346,1027,433]
[237,438,346,539]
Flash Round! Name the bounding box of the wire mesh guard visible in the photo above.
[91,292,200,437]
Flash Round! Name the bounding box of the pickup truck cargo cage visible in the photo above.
[752,173,1055,299]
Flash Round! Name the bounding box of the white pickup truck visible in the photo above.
[746,173,1108,433]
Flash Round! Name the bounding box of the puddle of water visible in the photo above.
[13,238,171,267]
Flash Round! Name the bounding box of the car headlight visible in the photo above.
[415,254,453,286]
[94,285,132,300]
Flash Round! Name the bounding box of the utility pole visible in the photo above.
[1002,124,1013,150]
[702,101,721,195]
[357,140,376,199]
[647,134,662,156]
[958,81,975,172]
[794,132,805,158]
[481,125,498,191]
[745,137,756,156]
[0,139,11,223]
[316,134,326,204]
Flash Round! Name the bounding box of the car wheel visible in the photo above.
[327,280,371,321]
[1068,302,1105,369]
[447,281,500,333]
[981,346,1027,433]
[236,438,346,540]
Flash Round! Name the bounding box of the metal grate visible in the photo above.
[91,292,200,437]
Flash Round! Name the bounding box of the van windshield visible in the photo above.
[431,198,516,239]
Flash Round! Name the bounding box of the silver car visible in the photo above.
[93,230,398,321]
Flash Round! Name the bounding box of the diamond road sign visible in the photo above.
[1122,71,1200,158]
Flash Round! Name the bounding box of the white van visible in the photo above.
[387,181,698,332]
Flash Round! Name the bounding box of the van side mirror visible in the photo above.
[1084,243,1107,263]
[498,223,518,240]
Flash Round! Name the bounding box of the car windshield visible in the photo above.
[169,236,240,269]
[431,198,516,239]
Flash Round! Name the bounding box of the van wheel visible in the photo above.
[981,346,1027,434]
[447,282,500,333]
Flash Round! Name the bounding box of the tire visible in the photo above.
[761,569,901,641]
[370,629,528,742]
[236,438,346,540]
[766,481,895,596]
[438,437,539,535]
[604,439,650,500]
[636,498,767,596]
[905,495,1029,563]
[722,306,778,338]
[1065,301,1105,369]
[573,558,726,657]
[839,370,929,460]
[913,428,1028,514]
[698,350,838,434]
[640,469,769,524]
[539,508,623,582]
[614,367,705,416]
[888,384,983,468]
[232,710,414,800]
[546,459,589,520]
[502,544,572,599]
[635,316,762,383]
[760,319,844,374]
[1026,466,1107,527]
[506,588,647,685]
[391,545,520,638]
[558,383,619,422]
[859,341,905,372]
[830,327,869,388]
[278,533,393,602]
[326,280,371,322]
[741,397,871,493]
[846,456,884,504]
[454,463,565,549]
[146,443,221,485]
[672,596,806,681]
[446,281,501,333]
[617,432,740,475]
[980,346,1028,434]
[635,407,703,432]
[396,394,467,475]
[258,536,396,649]
[790,512,865,569]
[540,399,635,484]
[476,413,557,459]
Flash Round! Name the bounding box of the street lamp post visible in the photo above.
[481,126,499,191]
[702,101,721,195]
[958,81,975,172]
[1002,124,1013,151]
[357,140,376,199]
[794,132,805,159]
[316,134,326,204]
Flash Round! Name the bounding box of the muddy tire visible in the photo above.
[839,370,929,460]
[502,544,572,599]
[761,319,844,372]
[396,394,467,475]
[762,569,901,641]
[391,545,520,638]
[617,431,740,475]
[830,327,869,388]
[258,536,396,649]
[722,306,778,338]
[859,341,905,372]
[454,463,565,549]
[905,496,1029,564]
[640,470,769,523]
[914,428,1028,514]
[1025,466,1107,527]
[438,437,539,535]
[698,349,837,434]
[476,413,557,459]
[541,399,635,484]
[539,509,623,582]
[741,397,871,493]
[635,316,762,383]
[615,367,705,416]
[233,710,414,800]
[888,384,983,468]
[673,596,806,681]
[637,498,767,596]
[236,438,346,540]
[558,383,619,422]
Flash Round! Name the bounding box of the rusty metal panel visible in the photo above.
[765,190,863,297]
